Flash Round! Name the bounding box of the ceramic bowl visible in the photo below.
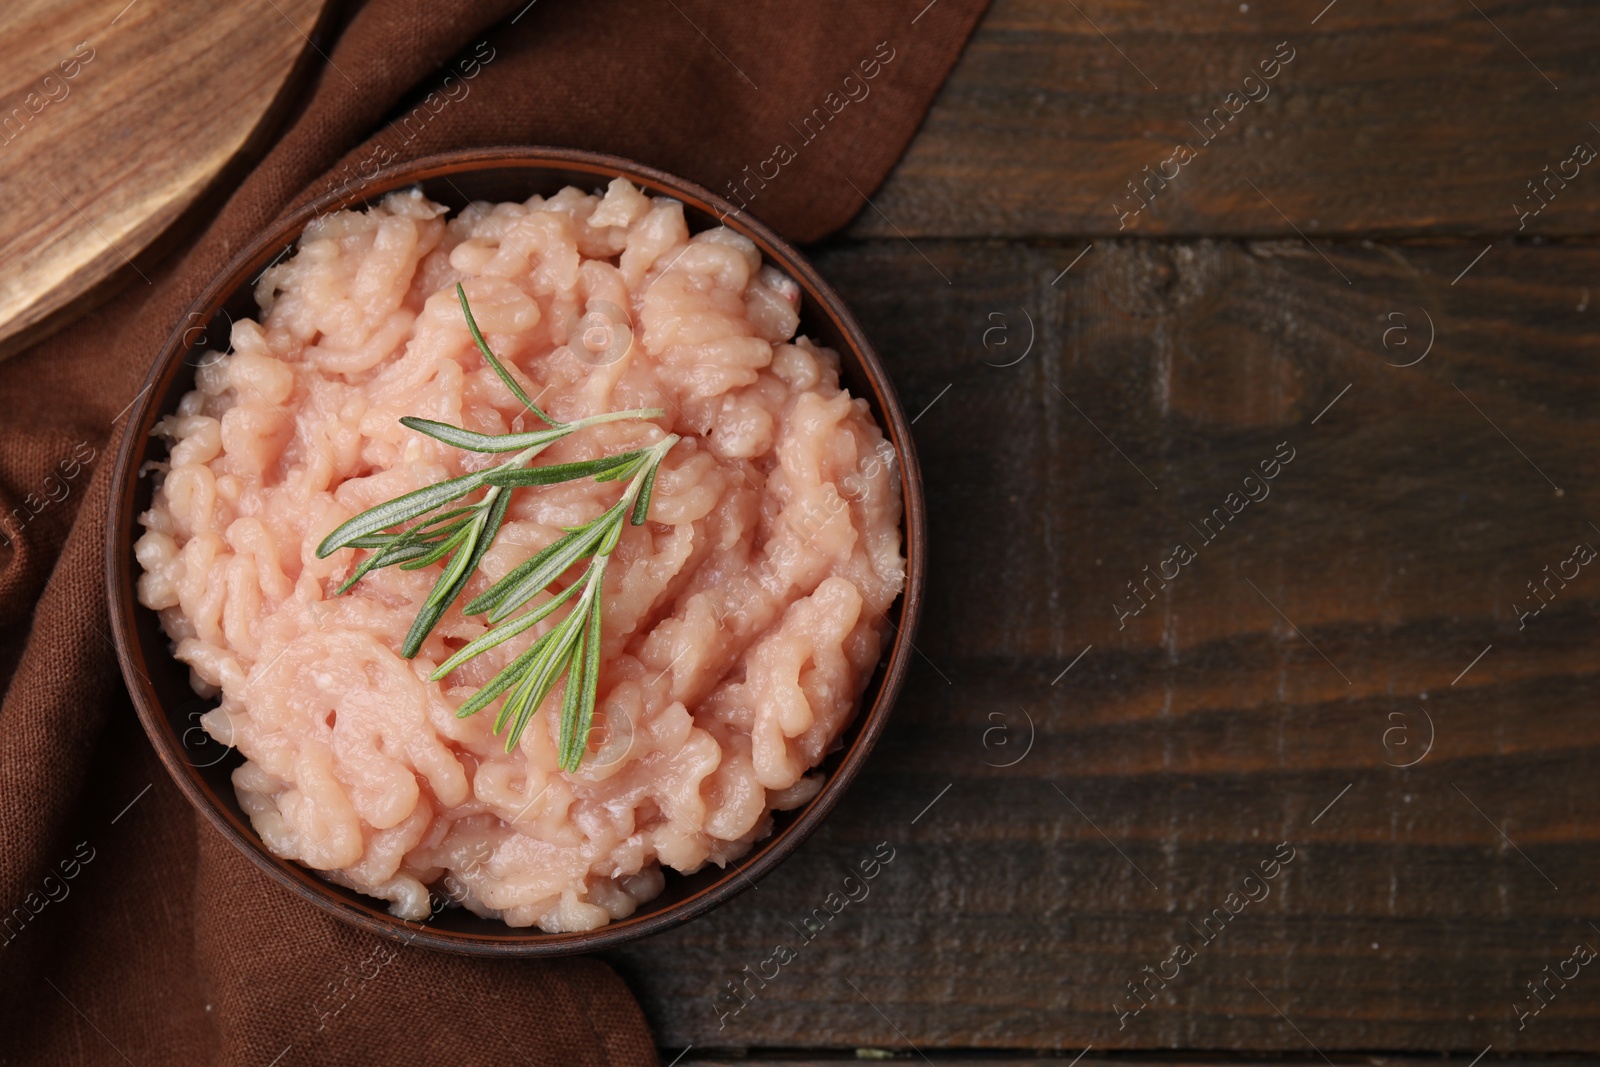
[105,147,925,955]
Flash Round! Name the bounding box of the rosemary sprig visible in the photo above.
[432,432,679,768]
[315,407,664,658]
[314,283,672,768]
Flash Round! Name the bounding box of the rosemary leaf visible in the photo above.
[562,566,607,771]
[462,526,589,617]
[334,532,433,595]
[493,624,567,733]
[344,505,481,549]
[457,282,559,427]
[477,514,619,624]
[398,416,576,454]
[431,578,583,679]
[498,605,582,739]
[453,628,555,720]
[630,462,660,526]
[506,602,588,751]
[400,501,494,658]
[316,469,493,558]
[593,453,648,483]
[402,411,667,456]
[483,450,648,488]
[557,623,587,768]
[397,518,474,571]
[455,485,513,589]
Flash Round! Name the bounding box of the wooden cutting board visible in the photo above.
[0,0,331,359]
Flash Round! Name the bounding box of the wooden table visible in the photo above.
[614,0,1600,1059]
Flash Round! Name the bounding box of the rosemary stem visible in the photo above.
[563,406,667,430]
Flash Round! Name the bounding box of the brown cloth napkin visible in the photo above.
[0,0,985,1063]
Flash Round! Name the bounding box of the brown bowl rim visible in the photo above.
[104,146,927,956]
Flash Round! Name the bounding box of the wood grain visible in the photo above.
[845,0,1600,239]
[611,235,1600,1052]
[0,0,330,357]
